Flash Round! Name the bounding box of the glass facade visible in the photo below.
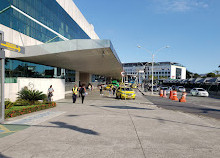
[0,0,93,82]
[5,59,55,78]
[0,0,90,43]
[176,68,182,79]
[5,59,76,83]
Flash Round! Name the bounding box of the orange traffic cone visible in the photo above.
[172,91,179,101]
[179,92,187,102]
[163,90,167,98]
[169,90,173,99]
[159,89,163,97]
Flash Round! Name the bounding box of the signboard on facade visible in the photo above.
[121,71,126,77]
[0,40,25,54]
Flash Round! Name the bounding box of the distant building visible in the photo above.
[123,62,186,83]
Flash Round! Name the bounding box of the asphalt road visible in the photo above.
[144,93,220,119]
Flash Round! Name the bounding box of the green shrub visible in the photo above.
[17,87,47,104]
[5,102,56,118]
[14,99,30,106]
[5,99,14,109]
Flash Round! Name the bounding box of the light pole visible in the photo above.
[137,45,170,95]
[138,62,149,91]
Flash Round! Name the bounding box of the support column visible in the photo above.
[79,72,90,86]
[75,71,79,87]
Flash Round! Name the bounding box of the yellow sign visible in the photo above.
[0,40,25,54]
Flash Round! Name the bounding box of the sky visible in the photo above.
[73,0,220,74]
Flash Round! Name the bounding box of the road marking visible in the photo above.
[0,125,15,134]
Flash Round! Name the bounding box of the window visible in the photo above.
[0,0,91,43]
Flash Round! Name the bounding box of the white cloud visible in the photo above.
[152,0,209,13]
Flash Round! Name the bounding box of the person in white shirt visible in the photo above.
[48,85,54,102]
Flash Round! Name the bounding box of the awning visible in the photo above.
[13,39,123,79]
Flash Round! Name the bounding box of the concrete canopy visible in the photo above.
[15,39,123,79]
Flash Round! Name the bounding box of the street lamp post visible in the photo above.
[137,45,170,95]
[138,62,149,91]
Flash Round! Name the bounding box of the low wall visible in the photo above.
[5,78,65,101]
[5,83,18,101]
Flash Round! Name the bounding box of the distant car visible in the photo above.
[190,88,209,97]
[131,83,137,89]
[105,84,113,90]
[153,86,159,91]
[177,86,186,92]
[116,87,136,99]
[171,85,177,90]
[160,87,172,93]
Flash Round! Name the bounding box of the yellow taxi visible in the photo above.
[131,83,137,89]
[116,87,136,99]
[105,84,113,90]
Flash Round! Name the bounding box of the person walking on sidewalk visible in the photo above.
[112,86,116,95]
[48,85,54,102]
[79,84,87,104]
[99,85,103,96]
[72,84,78,103]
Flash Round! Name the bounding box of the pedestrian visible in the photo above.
[48,85,54,102]
[112,86,116,95]
[72,84,78,103]
[109,85,112,96]
[79,84,87,104]
[78,85,81,98]
[99,85,103,95]
[88,84,91,91]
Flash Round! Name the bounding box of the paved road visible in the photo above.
[144,93,220,119]
[183,93,220,109]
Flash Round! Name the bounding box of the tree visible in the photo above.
[186,70,193,78]
[213,70,219,75]
[206,72,216,77]
[193,73,201,78]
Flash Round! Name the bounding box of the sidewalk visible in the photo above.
[0,89,220,158]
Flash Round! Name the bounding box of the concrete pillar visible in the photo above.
[79,72,91,86]
[75,71,80,86]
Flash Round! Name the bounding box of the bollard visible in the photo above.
[172,90,179,101]
[163,90,167,98]
[169,90,173,100]
[179,92,187,102]
[159,89,163,97]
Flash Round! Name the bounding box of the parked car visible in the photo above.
[176,86,186,92]
[190,88,209,97]
[105,84,113,90]
[171,85,177,90]
[153,86,159,91]
[116,87,136,99]
[160,87,172,93]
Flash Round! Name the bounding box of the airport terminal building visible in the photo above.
[0,0,122,101]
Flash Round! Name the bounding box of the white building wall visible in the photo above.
[56,0,99,39]
[181,67,186,79]
[5,78,65,102]
[5,83,18,102]
[170,65,186,79]
[170,65,176,79]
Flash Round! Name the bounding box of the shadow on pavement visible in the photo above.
[66,115,79,117]
[0,153,11,158]
[50,122,99,135]
[102,105,153,110]
[101,96,117,99]
[134,115,220,130]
